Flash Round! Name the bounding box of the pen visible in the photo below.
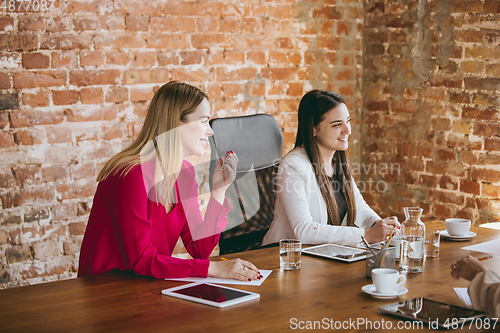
[221,257,228,261]
[478,255,492,261]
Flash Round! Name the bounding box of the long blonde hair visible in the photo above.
[295,90,356,226]
[97,81,208,204]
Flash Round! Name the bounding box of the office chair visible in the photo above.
[209,114,283,254]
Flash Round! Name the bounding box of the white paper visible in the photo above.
[461,238,500,255]
[454,287,472,307]
[165,269,273,286]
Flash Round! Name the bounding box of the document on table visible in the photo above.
[165,269,273,286]
[461,238,500,255]
[454,287,472,307]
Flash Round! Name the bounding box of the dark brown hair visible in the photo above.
[295,90,356,226]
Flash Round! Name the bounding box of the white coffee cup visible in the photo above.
[445,218,471,236]
[371,268,406,294]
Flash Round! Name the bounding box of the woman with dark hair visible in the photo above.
[262,90,399,247]
[79,81,260,281]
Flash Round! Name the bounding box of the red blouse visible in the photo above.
[78,160,230,278]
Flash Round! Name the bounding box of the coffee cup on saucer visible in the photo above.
[445,218,471,236]
[371,268,406,294]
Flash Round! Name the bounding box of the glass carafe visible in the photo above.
[399,207,425,273]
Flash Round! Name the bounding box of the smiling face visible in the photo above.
[313,103,351,158]
[179,98,213,158]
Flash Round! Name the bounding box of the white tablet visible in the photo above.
[162,282,260,308]
[302,244,366,262]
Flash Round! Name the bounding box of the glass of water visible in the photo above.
[279,239,301,270]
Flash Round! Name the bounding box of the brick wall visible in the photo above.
[362,0,500,223]
[0,0,364,288]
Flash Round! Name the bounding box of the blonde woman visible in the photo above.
[263,90,399,247]
[79,82,261,281]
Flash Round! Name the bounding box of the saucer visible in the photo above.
[361,284,408,299]
[440,230,476,241]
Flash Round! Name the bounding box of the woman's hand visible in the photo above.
[208,258,262,282]
[211,151,238,203]
[364,216,400,244]
[451,255,486,281]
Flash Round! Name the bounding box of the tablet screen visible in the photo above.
[379,297,485,328]
[172,283,252,303]
[302,244,365,261]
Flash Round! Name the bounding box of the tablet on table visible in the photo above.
[162,282,260,308]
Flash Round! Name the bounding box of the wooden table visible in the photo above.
[1,221,499,332]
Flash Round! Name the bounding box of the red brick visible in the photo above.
[53,90,79,106]
[261,68,296,81]
[473,122,500,136]
[485,0,500,13]
[439,175,458,190]
[40,35,92,50]
[426,161,467,177]
[191,34,231,49]
[145,34,189,49]
[0,16,14,31]
[106,50,132,66]
[70,162,96,180]
[123,68,169,84]
[11,110,64,128]
[73,17,100,31]
[337,69,352,81]
[125,15,149,31]
[483,184,500,198]
[397,144,433,158]
[14,130,43,146]
[18,15,45,31]
[51,51,77,68]
[13,71,66,89]
[419,175,439,187]
[164,2,208,16]
[172,17,196,32]
[453,0,484,13]
[365,100,389,112]
[80,50,105,67]
[459,150,478,164]
[478,153,500,165]
[219,17,239,33]
[454,30,484,43]
[485,138,500,151]
[133,52,156,67]
[11,165,41,187]
[471,167,500,182]
[247,83,264,97]
[252,4,291,19]
[1,187,55,208]
[0,132,15,148]
[115,0,163,15]
[22,53,50,69]
[181,50,203,65]
[430,75,463,88]
[22,91,50,108]
[130,87,155,102]
[465,78,500,91]
[106,87,128,103]
[0,72,10,89]
[429,189,464,205]
[64,106,117,122]
[70,70,120,86]
[247,51,265,65]
[47,127,72,144]
[80,87,104,104]
[222,84,243,98]
[170,68,212,82]
[102,124,125,141]
[224,50,244,65]
[46,16,73,33]
[157,51,180,66]
[437,149,455,161]
[462,107,499,121]
[100,16,126,30]
[69,222,87,236]
[460,180,481,195]
[0,113,9,130]
[95,33,143,49]
[206,50,224,65]
[57,182,96,200]
[196,17,218,32]
[150,17,172,32]
[75,127,98,142]
[0,34,38,52]
[64,1,98,14]
[42,165,68,182]
[217,68,257,81]
[449,92,470,104]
